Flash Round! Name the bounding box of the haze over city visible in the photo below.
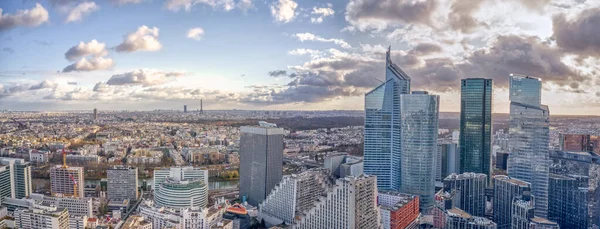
[1,0,600,114]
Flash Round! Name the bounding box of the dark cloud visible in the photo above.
[345,0,437,30]
[268,70,288,77]
[0,3,49,31]
[106,69,185,87]
[409,43,442,55]
[448,0,486,33]
[29,80,57,90]
[553,8,600,56]
[32,40,52,46]
[2,48,14,54]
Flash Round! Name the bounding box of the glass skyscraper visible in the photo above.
[364,46,410,191]
[459,78,492,183]
[399,91,439,210]
[507,74,550,218]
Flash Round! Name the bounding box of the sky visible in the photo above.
[1,0,600,115]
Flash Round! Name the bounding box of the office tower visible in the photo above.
[0,158,32,200]
[183,105,187,113]
[378,191,420,229]
[258,168,333,226]
[107,166,138,201]
[548,174,588,229]
[459,78,493,183]
[507,74,550,218]
[559,134,600,154]
[549,150,600,227]
[324,153,363,178]
[239,122,284,206]
[493,175,531,229]
[153,166,208,189]
[445,207,497,229]
[443,173,487,217]
[511,193,535,229]
[154,178,208,209]
[293,174,381,229]
[14,207,69,229]
[400,91,439,211]
[496,152,509,170]
[93,108,97,120]
[50,165,84,198]
[364,46,411,191]
[439,143,460,181]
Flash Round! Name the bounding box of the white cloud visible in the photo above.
[293,33,351,49]
[65,1,99,23]
[270,0,298,23]
[110,0,144,5]
[288,49,323,58]
[64,40,108,61]
[107,69,186,87]
[187,27,205,41]
[238,0,253,10]
[0,3,49,31]
[311,4,334,24]
[115,26,162,53]
[165,0,242,12]
[62,57,114,72]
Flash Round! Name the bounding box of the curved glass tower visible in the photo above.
[364,46,410,191]
[507,74,550,218]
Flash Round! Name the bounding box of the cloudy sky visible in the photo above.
[1,0,599,114]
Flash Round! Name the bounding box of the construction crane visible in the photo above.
[69,174,78,197]
[62,149,68,168]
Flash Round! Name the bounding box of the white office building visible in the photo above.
[154,178,208,209]
[14,206,70,229]
[153,166,209,189]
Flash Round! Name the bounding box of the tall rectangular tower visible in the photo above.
[459,78,493,183]
[399,91,439,211]
[0,158,32,199]
[507,74,550,218]
[239,122,284,206]
[50,165,84,198]
[364,46,411,191]
[493,175,531,229]
[107,166,138,201]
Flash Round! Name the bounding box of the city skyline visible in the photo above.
[1,0,600,115]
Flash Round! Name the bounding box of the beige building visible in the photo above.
[50,165,84,198]
[14,207,70,229]
[122,215,152,229]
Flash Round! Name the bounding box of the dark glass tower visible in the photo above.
[459,78,492,183]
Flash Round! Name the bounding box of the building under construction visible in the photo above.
[49,150,84,198]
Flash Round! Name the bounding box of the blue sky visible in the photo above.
[1,0,600,114]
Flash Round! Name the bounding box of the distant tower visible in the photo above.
[93,108,97,120]
[200,99,203,114]
[184,105,187,113]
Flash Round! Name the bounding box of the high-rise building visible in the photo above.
[400,91,439,211]
[258,168,333,226]
[153,166,208,189]
[0,158,32,200]
[292,174,381,229]
[50,165,84,198]
[439,143,460,181]
[364,46,411,192]
[511,193,535,229]
[493,175,531,229]
[324,153,363,178]
[548,174,588,229]
[239,122,284,206]
[154,178,208,209]
[459,78,493,183]
[559,134,600,154]
[507,74,550,218]
[549,150,600,227]
[184,105,187,113]
[443,173,487,217]
[107,166,138,201]
[445,207,497,229]
[93,108,97,120]
[378,191,420,229]
[14,206,69,229]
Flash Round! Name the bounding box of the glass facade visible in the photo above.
[399,92,439,211]
[459,79,492,183]
[507,74,550,218]
[364,46,410,191]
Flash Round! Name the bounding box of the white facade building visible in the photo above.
[153,166,209,189]
[14,206,69,229]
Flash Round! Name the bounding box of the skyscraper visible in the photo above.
[107,166,138,202]
[0,158,32,200]
[239,122,284,206]
[183,105,187,113]
[364,46,410,191]
[548,174,588,229]
[507,73,550,218]
[443,173,487,217]
[93,108,97,120]
[399,91,439,211]
[459,78,492,183]
[493,175,531,229]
